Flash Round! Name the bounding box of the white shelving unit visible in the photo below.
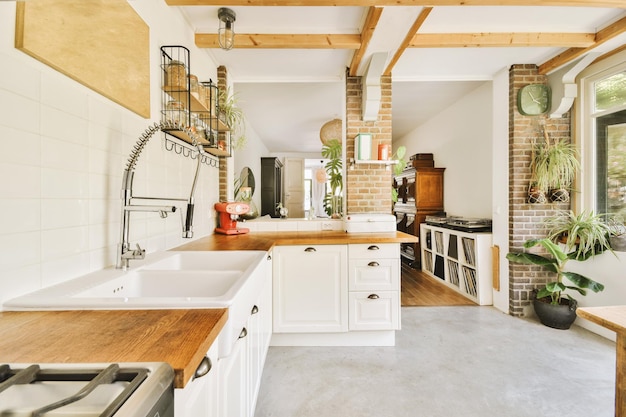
[420,223,493,305]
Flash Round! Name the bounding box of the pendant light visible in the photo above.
[218,8,236,51]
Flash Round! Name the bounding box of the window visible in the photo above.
[579,55,626,224]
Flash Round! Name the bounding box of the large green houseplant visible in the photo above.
[506,210,618,329]
[218,86,247,150]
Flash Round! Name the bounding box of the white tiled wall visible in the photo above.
[0,1,220,305]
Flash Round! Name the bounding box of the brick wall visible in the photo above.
[508,64,571,316]
[345,73,393,213]
[217,65,229,201]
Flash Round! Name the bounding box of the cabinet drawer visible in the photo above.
[348,259,399,291]
[349,291,399,331]
[348,243,399,259]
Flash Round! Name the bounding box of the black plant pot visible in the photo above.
[533,296,578,330]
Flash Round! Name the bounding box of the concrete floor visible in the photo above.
[254,306,616,417]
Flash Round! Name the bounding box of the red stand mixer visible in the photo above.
[214,202,250,235]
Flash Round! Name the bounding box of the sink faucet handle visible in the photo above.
[133,243,145,257]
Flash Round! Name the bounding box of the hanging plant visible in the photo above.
[530,129,580,202]
[218,86,247,150]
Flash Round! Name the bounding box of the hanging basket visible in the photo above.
[528,184,547,204]
[549,188,570,203]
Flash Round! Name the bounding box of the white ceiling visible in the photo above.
[171,2,626,153]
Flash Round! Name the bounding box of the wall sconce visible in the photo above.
[218,7,236,51]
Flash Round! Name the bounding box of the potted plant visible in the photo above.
[529,130,580,203]
[218,86,247,150]
[506,210,619,329]
[506,238,606,329]
[544,210,617,259]
[322,139,343,218]
[391,146,407,203]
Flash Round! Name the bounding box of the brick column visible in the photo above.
[217,65,229,201]
[345,72,393,214]
[508,64,571,316]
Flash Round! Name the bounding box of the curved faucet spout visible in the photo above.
[117,122,205,270]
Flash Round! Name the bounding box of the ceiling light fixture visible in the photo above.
[218,7,236,51]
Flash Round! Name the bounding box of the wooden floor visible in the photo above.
[401,263,476,307]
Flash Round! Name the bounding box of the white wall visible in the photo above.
[394,82,493,218]
[0,1,221,306]
[233,123,269,211]
[491,68,510,314]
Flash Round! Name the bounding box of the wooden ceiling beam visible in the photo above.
[539,15,626,74]
[384,7,432,76]
[349,6,384,76]
[195,33,361,49]
[166,0,625,8]
[409,32,596,48]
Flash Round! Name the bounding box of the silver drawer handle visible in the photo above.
[367,294,380,299]
[239,327,248,339]
[304,247,317,252]
[367,245,380,251]
[251,305,259,315]
[194,356,212,379]
[368,261,379,267]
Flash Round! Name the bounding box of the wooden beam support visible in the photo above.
[384,7,432,76]
[539,15,626,74]
[166,0,625,8]
[195,33,361,49]
[409,32,596,48]
[349,6,383,76]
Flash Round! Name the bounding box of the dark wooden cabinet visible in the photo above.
[393,165,445,268]
[261,157,283,217]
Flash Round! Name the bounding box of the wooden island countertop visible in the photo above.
[0,230,415,389]
[0,308,227,388]
[172,230,418,252]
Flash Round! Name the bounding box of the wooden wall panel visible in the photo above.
[15,0,150,118]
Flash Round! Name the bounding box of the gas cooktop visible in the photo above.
[0,362,174,417]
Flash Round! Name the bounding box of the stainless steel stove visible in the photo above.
[0,362,174,417]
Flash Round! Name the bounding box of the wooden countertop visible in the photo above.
[0,231,414,389]
[0,309,227,388]
[577,306,626,334]
[173,230,418,252]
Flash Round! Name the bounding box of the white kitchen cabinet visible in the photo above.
[218,252,273,417]
[348,244,400,331]
[219,327,248,417]
[273,245,348,333]
[420,223,493,305]
[175,339,219,417]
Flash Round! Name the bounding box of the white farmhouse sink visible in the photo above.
[3,250,269,358]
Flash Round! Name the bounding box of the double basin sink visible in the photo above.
[4,250,269,358]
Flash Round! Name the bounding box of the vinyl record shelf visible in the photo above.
[420,223,493,305]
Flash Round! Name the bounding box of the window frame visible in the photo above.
[576,50,626,216]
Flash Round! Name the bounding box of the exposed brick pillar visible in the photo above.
[217,65,229,201]
[345,72,393,214]
[508,64,571,316]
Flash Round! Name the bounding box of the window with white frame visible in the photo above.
[579,55,626,225]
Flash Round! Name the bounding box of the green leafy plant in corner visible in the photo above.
[321,139,342,217]
[506,238,605,305]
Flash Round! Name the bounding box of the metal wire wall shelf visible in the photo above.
[160,45,231,158]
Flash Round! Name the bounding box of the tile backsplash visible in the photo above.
[0,1,220,306]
